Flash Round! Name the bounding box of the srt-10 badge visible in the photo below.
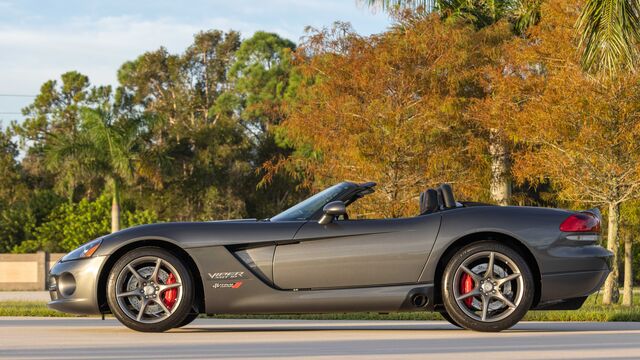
[211,281,243,289]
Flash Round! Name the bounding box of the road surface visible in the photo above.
[1,318,639,359]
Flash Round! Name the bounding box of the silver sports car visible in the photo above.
[48,182,612,332]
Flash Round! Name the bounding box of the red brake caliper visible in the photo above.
[460,273,475,307]
[163,273,177,309]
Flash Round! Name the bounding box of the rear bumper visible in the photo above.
[47,256,106,315]
[535,269,609,308]
[536,245,612,307]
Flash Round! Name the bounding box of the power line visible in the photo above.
[0,112,22,115]
[0,94,36,97]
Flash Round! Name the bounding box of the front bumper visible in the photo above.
[47,255,107,315]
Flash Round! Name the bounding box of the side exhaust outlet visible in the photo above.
[411,294,428,307]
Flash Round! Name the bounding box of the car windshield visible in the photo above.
[270,183,354,221]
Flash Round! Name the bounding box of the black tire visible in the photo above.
[107,247,195,332]
[175,312,200,328]
[442,241,534,332]
[438,311,462,328]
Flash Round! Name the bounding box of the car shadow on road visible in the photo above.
[175,321,640,334]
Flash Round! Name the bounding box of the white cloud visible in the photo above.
[0,0,391,116]
[0,15,300,96]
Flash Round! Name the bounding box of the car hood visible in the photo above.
[95,218,305,256]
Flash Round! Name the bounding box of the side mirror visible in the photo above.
[318,201,346,225]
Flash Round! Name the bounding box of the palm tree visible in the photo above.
[81,106,141,233]
[45,92,146,233]
[577,0,640,75]
[363,0,542,34]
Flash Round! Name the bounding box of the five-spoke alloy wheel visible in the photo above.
[107,247,195,332]
[442,241,534,332]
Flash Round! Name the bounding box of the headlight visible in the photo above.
[61,238,103,262]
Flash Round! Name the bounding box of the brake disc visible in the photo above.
[467,263,513,311]
[125,266,170,315]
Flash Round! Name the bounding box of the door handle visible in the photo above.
[274,240,300,245]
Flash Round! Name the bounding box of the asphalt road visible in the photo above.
[1,318,639,360]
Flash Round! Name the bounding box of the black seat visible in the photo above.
[419,189,438,215]
[436,187,444,209]
[439,183,456,208]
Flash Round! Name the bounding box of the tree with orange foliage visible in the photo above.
[508,0,640,305]
[270,19,495,218]
[272,0,638,306]
[464,1,584,207]
[467,0,640,306]
[515,75,640,305]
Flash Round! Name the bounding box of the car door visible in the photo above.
[272,214,441,289]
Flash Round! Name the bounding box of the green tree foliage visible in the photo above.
[0,204,35,253]
[0,190,64,253]
[16,72,96,200]
[9,29,305,252]
[0,129,25,204]
[227,31,305,217]
[16,75,156,233]
[230,31,296,133]
[118,31,249,221]
[0,129,31,252]
[44,85,149,233]
[14,194,157,253]
[118,30,304,220]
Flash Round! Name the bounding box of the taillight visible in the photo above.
[560,212,601,233]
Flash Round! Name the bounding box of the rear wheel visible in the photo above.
[442,241,534,332]
[175,312,200,328]
[107,247,194,332]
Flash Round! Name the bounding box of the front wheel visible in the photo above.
[438,311,462,328]
[442,241,534,332]
[107,247,195,332]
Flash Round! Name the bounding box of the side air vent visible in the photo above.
[233,245,275,285]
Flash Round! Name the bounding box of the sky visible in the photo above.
[0,0,393,126]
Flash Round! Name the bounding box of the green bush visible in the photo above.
[12,194,157,253]
[0,190,63,253]
[0,204,35,253]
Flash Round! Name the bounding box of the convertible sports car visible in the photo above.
[48,182,612,332]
